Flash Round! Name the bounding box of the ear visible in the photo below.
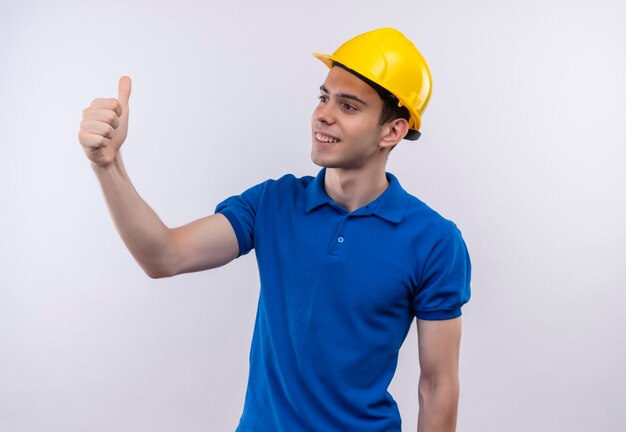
[379,118,409,150]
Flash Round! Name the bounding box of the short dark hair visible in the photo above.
[332,62,410,127]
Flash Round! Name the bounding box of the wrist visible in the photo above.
[91,153,126,180]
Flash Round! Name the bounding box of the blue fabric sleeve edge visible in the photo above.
[416,308,462,321]
[216,208,247,257]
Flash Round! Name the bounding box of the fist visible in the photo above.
[78,76,132,167]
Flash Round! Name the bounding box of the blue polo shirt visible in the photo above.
[215,168,471,432]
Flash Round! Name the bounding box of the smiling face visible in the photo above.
[311,66,391,170]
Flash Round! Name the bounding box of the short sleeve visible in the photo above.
[413,226,472,320]
[214,180,271,257]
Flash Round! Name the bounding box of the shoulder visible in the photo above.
[231,172,313,194]
[399,190,470,286]
[385,172,458,237]
[257,172,316,196]
[270,172,315,187]
[402,190,459,240]
[221,173,316,213]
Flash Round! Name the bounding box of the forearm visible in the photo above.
[417,375,459,432]
[91,152,176,278]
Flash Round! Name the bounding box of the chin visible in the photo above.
[311,150,335,168]
[311,145,340,167]
[310,153,327,168]
[310,147,323,166]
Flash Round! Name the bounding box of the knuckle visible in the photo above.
[83,107,95,120]
[105,125,114,138]
[106,110,117,123]
[79,131,93,146]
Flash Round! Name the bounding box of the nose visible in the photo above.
[314,100,335,125]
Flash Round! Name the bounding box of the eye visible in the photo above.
[318,95,329,103]
[343,103,357,112]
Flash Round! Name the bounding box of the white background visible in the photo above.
[1,0,625,430]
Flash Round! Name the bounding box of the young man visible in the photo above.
[78,28,471,432]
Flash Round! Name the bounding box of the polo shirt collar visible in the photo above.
[304,168,408,223]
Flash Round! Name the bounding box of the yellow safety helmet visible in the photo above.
[313,28,432,140]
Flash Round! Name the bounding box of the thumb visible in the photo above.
[118,75,132,107]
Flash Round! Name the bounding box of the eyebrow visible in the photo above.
[320,85,368,106]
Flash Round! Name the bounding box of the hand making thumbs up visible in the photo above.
[78,76,132,167]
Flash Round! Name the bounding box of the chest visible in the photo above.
[254,206,420,319]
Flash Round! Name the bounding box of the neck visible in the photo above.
[324,164,389,213]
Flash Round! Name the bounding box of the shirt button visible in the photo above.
[337,237,344,243]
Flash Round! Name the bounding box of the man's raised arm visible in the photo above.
[78,77,239,278]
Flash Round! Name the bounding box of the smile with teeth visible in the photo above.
[315,133,340,143]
